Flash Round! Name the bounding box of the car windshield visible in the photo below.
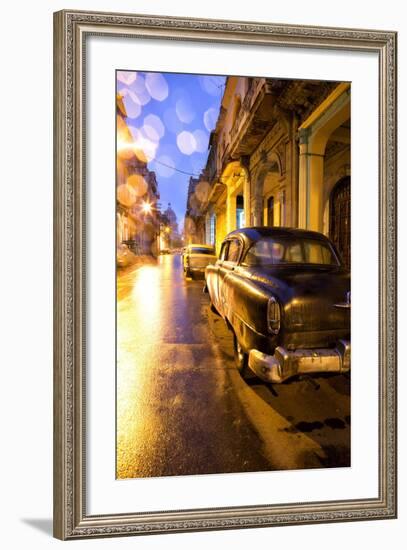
[243,237,339,266]
[189,247,215,255]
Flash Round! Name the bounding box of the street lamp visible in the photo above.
[141,201,152,214]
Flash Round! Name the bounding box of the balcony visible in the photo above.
[228,78,280,159]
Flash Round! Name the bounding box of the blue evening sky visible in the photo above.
[117,71,226,229]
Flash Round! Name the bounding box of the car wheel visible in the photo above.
[233,334,248,376]
[184,268,191,278]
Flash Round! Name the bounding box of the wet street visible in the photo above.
[117,254,350,479]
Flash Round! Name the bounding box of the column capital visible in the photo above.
[298,127,310,145]
[240,155,250,169]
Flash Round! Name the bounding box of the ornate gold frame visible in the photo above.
[53,9,397,540]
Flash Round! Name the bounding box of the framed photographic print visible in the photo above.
[53,9,397,540]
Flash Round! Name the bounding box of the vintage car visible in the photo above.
[205,227,350,383]
[183,244,217,278]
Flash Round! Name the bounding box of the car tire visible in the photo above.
[233,333,248,376]
[184,268,191,278]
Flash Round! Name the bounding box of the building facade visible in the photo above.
[188,77,350,268]
[184,176,206,245]
[116,94,161,256]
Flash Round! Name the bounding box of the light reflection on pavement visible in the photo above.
[116,254,350,479]
[116,254,272,479]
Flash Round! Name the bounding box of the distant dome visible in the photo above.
[164,203,177,225]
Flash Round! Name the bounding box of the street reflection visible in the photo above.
[117,263,163,479]
[131,265,161,321]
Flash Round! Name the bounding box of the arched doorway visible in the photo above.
[329,176,350,269]
[252,153,284,227]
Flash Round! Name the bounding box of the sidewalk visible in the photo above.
[117,254,157,276]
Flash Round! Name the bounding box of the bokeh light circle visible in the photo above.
[192,129,209,153]
[117,183,137,207]
[194,181,211,203]
[176,131,197,155]
[145,73,169,101]
[117,71,137,86]
[143,114,165,141]
[163,108,184,134]
[175,98,195,124]
[199,76,225,96]
[203,107,218,132]
[130,76,151,107]
[120,90,142,119]
[127,174,148,197]
[117,142,136,160]
[128,126,158,162]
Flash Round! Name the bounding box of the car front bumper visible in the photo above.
[248,340,350,383]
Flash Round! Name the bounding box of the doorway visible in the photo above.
[329,176,350,269]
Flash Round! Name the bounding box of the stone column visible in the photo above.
[243,175,251,228]
[226,188,236,234]
[291,114,299,228]
[278,189,286,227]
[298,128,324,232]
[298,85,350,232]
[251,193,263,226]
[239,158,251,228]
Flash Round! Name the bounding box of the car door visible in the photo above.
[208,241,228,312]
[218,238,243,319]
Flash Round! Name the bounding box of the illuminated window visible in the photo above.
[209,214,216,245]
[236,195,245,229]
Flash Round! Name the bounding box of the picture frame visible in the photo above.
[53,9,397,540]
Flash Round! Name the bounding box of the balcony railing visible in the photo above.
[228,78,263,146]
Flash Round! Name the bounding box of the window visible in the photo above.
[243,237,339,266]
[236,195,244,229]
[267,196,274,226]
[303,241,335,264]
[209,214,216,246]
[219,242,229,261]
[226,239,241,263]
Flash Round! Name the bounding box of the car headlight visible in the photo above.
[267,296,281,334]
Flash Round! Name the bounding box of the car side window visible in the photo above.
[226,239,241,263]
[219,242,229,261]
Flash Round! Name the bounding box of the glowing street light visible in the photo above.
[141,201,152,214]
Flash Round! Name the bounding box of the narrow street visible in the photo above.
[117,254,350,479]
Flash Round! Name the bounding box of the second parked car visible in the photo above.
[183,244,217,278]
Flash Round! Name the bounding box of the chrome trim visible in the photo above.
[232,311,268,338]
[248,340,350,383]
[267,296,281,334]
[334,290,351,308]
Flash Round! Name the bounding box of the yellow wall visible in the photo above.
[215,206,227,256]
